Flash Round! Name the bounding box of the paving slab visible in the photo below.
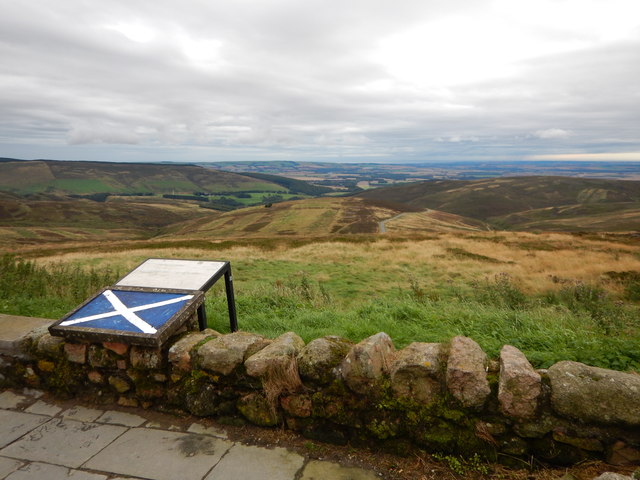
[300,460,380,480]
[4,462,107,480]
[187,422,227,439]
[145,422,181,431]
[110,477,149,480]
[0,391,28,410]
[24,400,63,417]
[206,444,305,480]
[0,314,52,356]
[0,418,127,468]
[62,406,104,422]
[0,411,49,448]
[85,428,233,480]
[0,457,23,478]
[95,410,146,427]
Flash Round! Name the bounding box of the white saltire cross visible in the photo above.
[60,290,194,334]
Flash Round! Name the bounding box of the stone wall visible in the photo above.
[1,324,639,468]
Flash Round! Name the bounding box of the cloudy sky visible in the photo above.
[1,0,640,163]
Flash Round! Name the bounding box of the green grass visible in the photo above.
[204,269,640,371]
[1,254,638,372]
[222,193,309,206]
[0,254,121,319]
[18,179,115,195]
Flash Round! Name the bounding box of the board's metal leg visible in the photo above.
[224,268,238,332]
[197,304,207,331]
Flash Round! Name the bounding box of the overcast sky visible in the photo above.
[1,0,640,163]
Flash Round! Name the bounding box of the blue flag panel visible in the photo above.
[60,289,194,334]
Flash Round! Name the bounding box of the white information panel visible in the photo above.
[116,259,227,291]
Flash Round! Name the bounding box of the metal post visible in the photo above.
[224,267,238,332]
[197,303,207,331]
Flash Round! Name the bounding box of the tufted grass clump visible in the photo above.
[0,254,120,318]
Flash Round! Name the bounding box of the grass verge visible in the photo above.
[1,253,638,372]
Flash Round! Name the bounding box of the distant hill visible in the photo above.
[357,176,640,231]
[0,191,210,228]
[231,171,333,195]
[0,159,287,195]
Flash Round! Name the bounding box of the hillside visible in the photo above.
[357,176,640,231]
[0,159,285,195]
[163,196,487,239]
[167,197,398,238]
[0,192,213,246]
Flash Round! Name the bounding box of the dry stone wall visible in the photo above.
[1,325,639,469]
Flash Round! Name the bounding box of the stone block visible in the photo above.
[245,332,305,378]
[606,440,640,466]
[198,331,270,376]
[37,360,55,372]
[446,336,490,409]
[87,371,103,384]
[548,361,640,427]
[168,330,219,372]
[593,474,634,480]
[36,333,64,357]
[340,332,395,394]
[389,342,443,404]
[130,346,162,369]
[108,376,131,393]
[88,345,116,368]
[103,342,129,356]
[64,342,87,364]
[237,392,279,427]
[281,394,313,418]
[0,314,53,357]
[498,345,541,420]
[117,396,139,408]
[298,336,352,384]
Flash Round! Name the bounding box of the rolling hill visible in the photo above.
[0,159,285,195]
[0,191,213,246]
[357,176,640,231]
[165,197,487,239]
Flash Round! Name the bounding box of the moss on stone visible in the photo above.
[45,358,85,395]
[237,392,279,427]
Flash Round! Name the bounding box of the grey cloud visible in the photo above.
[1,0,639,162]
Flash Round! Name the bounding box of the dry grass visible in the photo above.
[25,231,640,301]
[385,211,487,233]
[262,356,304,414]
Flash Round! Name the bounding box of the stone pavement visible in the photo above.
[0,389,380,480]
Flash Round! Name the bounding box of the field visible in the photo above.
[3,230,639,372]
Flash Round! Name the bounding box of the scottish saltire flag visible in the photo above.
[60,289,194,334]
